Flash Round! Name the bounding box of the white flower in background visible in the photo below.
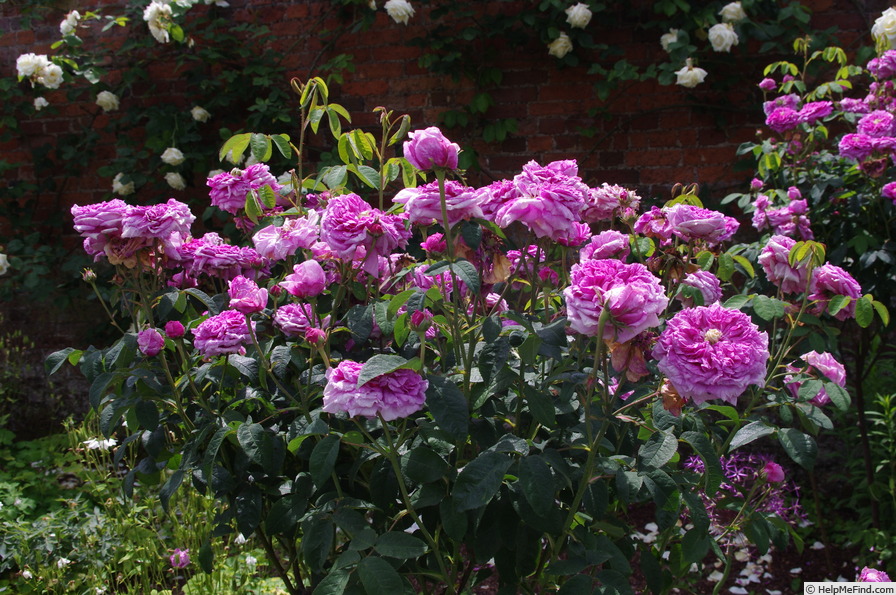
[565,3,592,29]
[165,172,186,190]
[21,569,33,579]
[660,28,680,52]
[675,58,707,88]
[83,437,117,450]
[0,253,9,276]
[60,10,80,36]
[384,0,414,25]
[548,32,573,59]
[37,63,64,89]
[719,1,746,23]
[368,0,376,8]
[708,22,738,53]
[245,555,257,568]
[33,97,49,111]
[161,147,185,165]
[16,53,47,78]
[245,153,259,167]
[223,149,243,165]
[190,105,210,122]
[112,173,135,195]
[873,7,896,49]
[143,0,173,43]
[234,533,248,545]
[96,91,120,112]
[208,168,225,178]
[56,557,72,569]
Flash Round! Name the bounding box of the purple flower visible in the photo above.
[808,264,862,320]
[207,164,281,215]
[633,206,673,242]
[883,181,896,204]
[121,199,195,241]
[274,303,325,338]
[868,51,896,79]
[762,461,785,483]
[403,127,460,171]
[763,93,801,115]
[320,194,410,275]
[228,275,268,314]
[664,204,739,245]
[170,548,190,569]
[322,360,428,421]
[420,233,447,254]
[192,310,253,357]
[653,304,769,405]
[475,179,518,220]
[758,77,777,91]
[785,350,847,406]
[280,260,327,298]
[181,240,266,281]
[138,328,165,357]
[859,567,892,582]
[857,110,896,137]
[165,320,185,339]
[252,213,320,261]
[564,259,668,344]
[765,107,801,133]
[678,270,722,307]
[393,179,483,227]
[839,98,870,114]
[839,133,875,160]
[580,230,630,261]
[582,183,641,223]
[750,178,764,191]
[797,101,833,125]
[758,235,810,294]
[71,199,131,258]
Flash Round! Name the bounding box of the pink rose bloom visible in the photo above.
[808,264,862,320]
[165,320,185,339]
[71,199,130,257]
[228,275,268,314]
[207,171,252,214]
[564,259,668,343]
[633,206,673,242]
[582,183,642,223]
[664,204,739,245]
[169,548,190,569]
[858,110,896,137]
[883,181,896,204]
[762,461,785,483]
[580,230,630,261]
[183,241,266,281]
[322,360,428,421]
[280,260,327,298]
[859,567,892,582]
[758,78,776,91]
[785,350,847,406]
[138,328,165,357]
[403,127,460,171]
[393,179,483,227]
[121,199,195,240]
[678,270,723,307]
[320,193,410,275]
[797,101,833,125]
[557,222,592,247]
[765,107,801,133]
[839,133,875,160]
[252,213,320,261]
[763,93,801,116]
[420,232,447,254]
[192,310,254,357]
[475,178,518,220]
[653,304,769,405]
[305,327,327,344]
[839,98,870,114]
[758,235,810,294]
[243,163,281,192]
[274,303,328,338]
[868,51,896,79]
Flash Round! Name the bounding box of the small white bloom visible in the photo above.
[83,437,117,450]
[37,63,64,89]
[56,557,72,569]
[143,0,173,43]
[708,571,725,582]
[234,533,248,545]
[719,1,746,23]
[873,7,896,49]
[96,91,120,112]
[384,0,414,25]
[565,3,592,29]
[245,555,257,568]
[165,172,186,190]
[34,97,49,111]
[0,253,9,276]
[810,540,825,550]
[660,28,680,52]
[208,168,225,178]
[190,105,210,122]
[112,173,135,196]
[60,10,81,36]
[548,32,573,59]
[22,569,33,579]
[161,147,185,165]
[675,58,707,88]
[16,53,48,78]
[708,22,739,53]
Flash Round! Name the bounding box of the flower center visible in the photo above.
[704,328,723,344]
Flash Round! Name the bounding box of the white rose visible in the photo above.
[873,7,896,50]
[675,59,707,88]
[83,437,117,450]
[112,173,135,196]
[96,91,120,112]
[60,10,80,36]
[191,105,210,122]
[384,0,414,25]
[16,53,49,79]
[56,558,72,569]
[718,1,746,23]
[161,147,185,165]
[165,172,186,190]
[143,1,173,43]
[245,555,257,568]
[34,97,49,111]
[548,32,573,59]
[565,3,592,29]
[37,63,64,89]
[21,569,33,579]
[0,253,9,276]
[708,22,738,53]
[660,28,680,52]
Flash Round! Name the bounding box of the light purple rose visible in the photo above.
[678,270,723,307]
[883,181,896,204]
[252,213,320,261]
[181,240,266,281]
[280,260,327,298]
[765,107,801,133]
[858,567,891,582]
[653,304,769,405]
[322,360,428,421]
[170,548,190,569]
[785,350,847,406]
[564,259,668,344]
[71,199,130,257]
[207,171,252,214]
[633,206,673,242]
[868,51,896,79]
[839,133,874,160]
[808,263,862,320]
[121,199,195,240]
[138,328,165,357]
[857,110,896,137]
[758,235,810,294]
[582,183,641,223]
[763,93,801,116]
[797,101,833,125]
[274,303,328,338]
[228,275,268,314]
[393,179,483,227]
[664,204,739,245]
[758,77,776,91]
[475,178,518,220]
[839,98,870,114]
[192,310,254,357]
[580,230,630,261]
[403,126,460,171]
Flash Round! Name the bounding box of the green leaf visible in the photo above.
[250,133,272,162]
[453,451,512,512]
[159,469,184,512]
[824,382,850,411]
[753,295,787,321]
[46,348,78,375]
[681,528,710,564]
[237,423,272,468]
[518,455,554,517]
[350,165,380,189]
[198,539,214,574]
[723,294,751,310]
[266,493,308,536]
[302,514,335,573]
[639,430,677,469]
[872,299,890,326]
[312,569,351,595]
[271,134,292,158]
[778,428,817,469]
[358,556,405,594]
[451,259,481,296]
[235,485,262,536]
[244,190,263,223]
[219,132,251,163]
[732,254,755,278]
[855,295,874,328]
[681,431,724,496]
[401,447,449,484]
[426,375,469,440]
[826,294,850,317]
[358,354,411,387]
[728,421,776,452]
[717,253,735,282]
[310,435,341,488]
[374,532,429,559]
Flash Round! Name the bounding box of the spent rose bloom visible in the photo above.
[322,360,428,421]
[280,260,327,298]
[192,310,253,357]
[873,7,896,50]
[138,328,165,357]
[165,172,186,190]
[384,0,414,25]
[653,304,770,405]
[675,59,707,88]
[762,461,785,483]
[393,179,482,226]
[660,28,680,52]
[548,32,573,59]
[96,90,120,112]
[583,183,641,223]
[758,235,810,294]
[191,105,210,122]
[785,350,847,406]
[859,567,892,582]
[228,275,268,314]
[161,147,185,166]
[403,127,460,171]
[564,259,668,344]
[112,173,135,196]
[719,1,746,23]
[708,23,739,53]
[565,3,592,29]
[808,263,862,320]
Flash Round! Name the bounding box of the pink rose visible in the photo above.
[165,320,185,339]
[138,328,165,357]
[192,310,253,357]
[758,235,810,294]
[322,360,428,421]
[280,260,327,298]
[228,275,268,314]
[403,126,460,171]
[762,461,785,483]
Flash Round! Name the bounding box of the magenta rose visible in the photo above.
[252,213,320,261]
[228,275,268,314]
[762,461,785,483]
[808,264,862,320]
[664,204,739,245]
[280,260,327,298]
[857,110,896,137]
[393,179,483,227]
[322,360,428,421]
[758,235,810,294]
[653,304,769,406]
[207,171,252,214]
[633,206,673,242]
[580,230,630,261]
[320,193,410,275]
[883,181,896,205]
[403,126,460,171]
[765,107,801,133]
[192,310,254,357]
[797,101,833,125]
[121,199,195,240]
[839,133,875,160]
[678,270,722,307]
[274,303,326,338]
[564,259,668,344]
[71,199,130,257]
[785,350,846,406]
[137,328,165,357]
[165,320,185,339]
[858,567,891,582]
